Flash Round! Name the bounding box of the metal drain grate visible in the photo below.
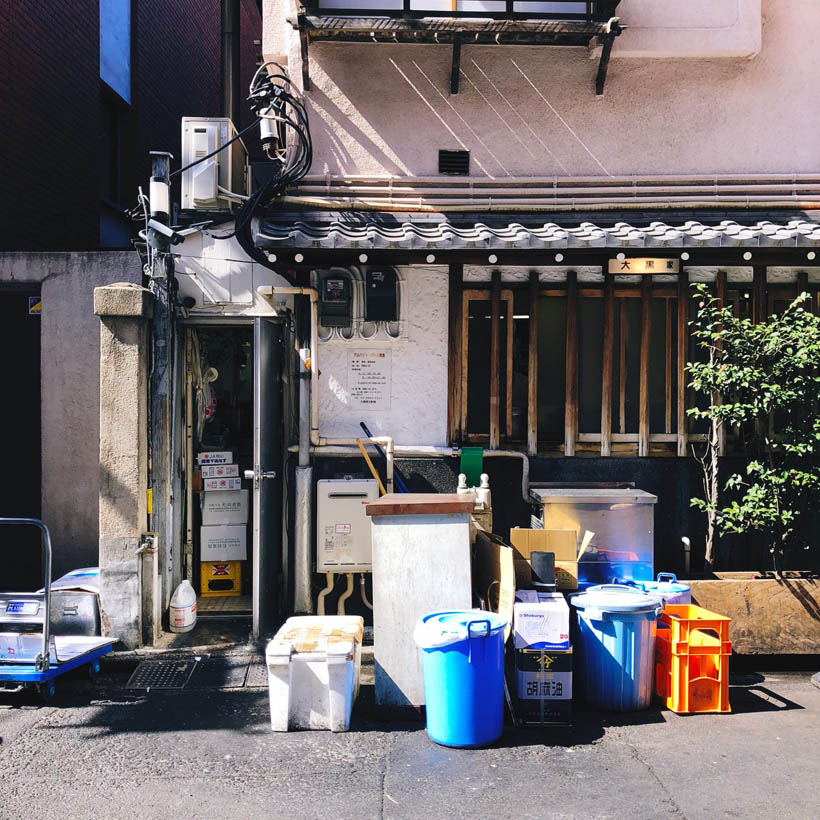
[244,658,269,688]
[126,658,198,690]
[187,655,251,690]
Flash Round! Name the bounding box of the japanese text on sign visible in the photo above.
[348,350,391,411]
[607,258,680,274]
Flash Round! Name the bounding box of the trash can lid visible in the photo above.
[413,610,507,649]
[570,584,661,614]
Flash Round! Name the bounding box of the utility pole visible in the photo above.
[147,151,175,634]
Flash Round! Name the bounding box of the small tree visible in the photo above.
[687,283,820,573]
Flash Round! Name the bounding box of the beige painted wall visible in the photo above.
[266,0,819,178]
[0,253,142,578]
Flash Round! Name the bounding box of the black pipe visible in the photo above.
[221,0,241,125]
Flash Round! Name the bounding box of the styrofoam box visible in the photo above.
[200,524,247,561]
[197,451,233,465]
[201,463,239,478]
[266,616,364,732]
[201,489,248,525]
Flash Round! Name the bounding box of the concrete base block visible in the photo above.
[688,576,820,655]
[99,538,142,650]
[94,283,153,318]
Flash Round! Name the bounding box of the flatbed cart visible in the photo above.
[0,518,116,699]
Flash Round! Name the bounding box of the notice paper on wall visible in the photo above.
[348,350,391,411]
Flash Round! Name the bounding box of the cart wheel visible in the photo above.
[88,660,101,680]
[38,681,56,702]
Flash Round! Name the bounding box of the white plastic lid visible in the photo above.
[570,584,661,614]
[413,610,507,649]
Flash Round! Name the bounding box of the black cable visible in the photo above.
[169,118,261,178]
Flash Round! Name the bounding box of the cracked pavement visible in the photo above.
[1,667,818,819]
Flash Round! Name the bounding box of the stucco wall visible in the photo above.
[317,266,450,445]
[266,0,818,178]
[0,253,142,577]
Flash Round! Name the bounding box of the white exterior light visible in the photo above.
[616,252,626,260]
[268,253,277,263]
[808,251,817,261]
[742,251,753,261]
[488,254,498,264]
[555,253,564,262]
[359,253,368,263]
[294,253,304,263]
[680,252,690,261]
[426,254,436,263]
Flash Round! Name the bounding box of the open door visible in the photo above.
[252,318,284,639]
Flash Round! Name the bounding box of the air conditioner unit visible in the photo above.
[181,117,248,211]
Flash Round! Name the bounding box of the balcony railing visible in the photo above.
[302,0,620,23]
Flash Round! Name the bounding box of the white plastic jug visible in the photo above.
[169,579,197,633]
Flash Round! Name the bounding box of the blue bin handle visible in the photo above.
[467,619,491,639]
[596,584,645,595]
[656,572,678,584]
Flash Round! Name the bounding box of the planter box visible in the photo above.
[687,574,820,655]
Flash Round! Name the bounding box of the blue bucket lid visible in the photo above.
[570,584,661,614]
[627,573,690,595]
[414,610,507,649]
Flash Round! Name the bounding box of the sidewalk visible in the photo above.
[1,650,818,820]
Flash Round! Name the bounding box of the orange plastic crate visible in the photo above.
[655,604,732,714]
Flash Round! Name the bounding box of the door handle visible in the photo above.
[244,469,277,482]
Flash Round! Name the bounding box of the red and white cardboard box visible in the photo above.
[201,463,240,479]
[197,451,234,465]
[203,477,242,492]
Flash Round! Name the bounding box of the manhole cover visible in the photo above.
[187,655,251,689]
[244,658,268,688]
[126,658,198,689]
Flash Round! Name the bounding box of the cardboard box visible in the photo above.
[201,463,240,479]
[509,528,578,562]
[513,647,573,726]
[200,524,247,561]
[472,530,515,642]
[555,561,579,591]
[201,489,249,525]
[203,477,243,492]
[513,591,570,650]
[197,451,233,465]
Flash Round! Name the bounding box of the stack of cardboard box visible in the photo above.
[198,451,247,597]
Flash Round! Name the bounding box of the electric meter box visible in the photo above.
[181,117,248,211]
[316,478,379,572]
[319,277,352,327]
[365,268,398,322]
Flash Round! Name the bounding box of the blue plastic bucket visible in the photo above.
[414,610,507,748]
[570,585,662,712]
[625,573,692,606]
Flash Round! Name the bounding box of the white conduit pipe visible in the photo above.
[337,573,354,616]
[360,573,373,611]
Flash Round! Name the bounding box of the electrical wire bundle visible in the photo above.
[226,62,312,277]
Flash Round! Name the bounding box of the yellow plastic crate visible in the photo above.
[200,560,242,597]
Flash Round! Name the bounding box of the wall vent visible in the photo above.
[438,149,470,175]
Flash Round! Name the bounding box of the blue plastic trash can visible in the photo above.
[570,585,662,712]
[414,610,507,748]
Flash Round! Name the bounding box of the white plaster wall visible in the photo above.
[0,252,142,578]
[317,266,449,445]
[267,0,819,178]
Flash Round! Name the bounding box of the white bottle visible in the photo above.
[169,579,197,633]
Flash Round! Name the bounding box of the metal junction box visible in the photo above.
[316,478,379,573]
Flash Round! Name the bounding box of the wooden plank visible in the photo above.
[460,289,471,436]
[601,273,614,456]
[490,270,501,450]
[365,493,473,517]
[677,270,689,457]
[528,270,539,456]
[753,265,766,324]
[638,276,651,457]
[798,270,810,309]
[447,264,463,444]
[504,290,513,438]
[716,270,727,456]
[564,270,578,456]
[665,297,673,434]
[619,297,627,434]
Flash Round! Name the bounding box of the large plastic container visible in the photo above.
[266,615,364,732]
[414,610,507,748]
[169,579,197,633]
[570,585,662,712]
[625,573,691,606]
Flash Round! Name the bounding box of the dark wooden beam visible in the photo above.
[716,270,727,456]
[595,32,616,96]
[677,270,689,457]
[447,264,464,444]
[601,272,614,456]
[752,265,766,324]
[619,297,627,434]
[638,276,651,457]
[490,270,501,450]
[297,12,312,91]
[527,271,539,456]
[665,296,673,435]
[564,270,578,456]
[450,38,462,94]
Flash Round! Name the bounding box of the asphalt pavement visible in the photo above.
[1,661,818,820]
